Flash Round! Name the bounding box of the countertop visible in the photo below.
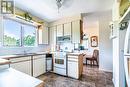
[0,51,49,59]
[0,68,43,87]
[0,59,11,65]
[0,51,84,60]
[67,52,83,56]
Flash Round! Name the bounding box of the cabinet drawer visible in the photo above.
[54,67,66,76]
[68,58,78,62]
[0,65,9,70]
[10,57,31,63]
[33,55,45,60]
[68,55,78,58]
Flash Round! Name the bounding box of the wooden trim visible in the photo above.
[128,58,130,75]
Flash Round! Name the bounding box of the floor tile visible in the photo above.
[37,65,114,87]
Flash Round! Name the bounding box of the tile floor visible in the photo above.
[37,65,114,87]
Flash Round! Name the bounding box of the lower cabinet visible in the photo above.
[9,55,46,77]
[67,54,83,79]
[10,57,32,76]
[33,55,46,77]
[0,64,9,71]
[68,57,79,79]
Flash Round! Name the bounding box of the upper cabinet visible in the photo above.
[72,20,81,43]
[49,20,82,44]
[38,25,49,44]
[42,27,49,44]
[57,24,63,37]
[63,23,71,36]
[49,26,56,45]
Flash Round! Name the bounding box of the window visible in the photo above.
[23,25,36,46]
[3,19,21,46]
[3,18,37,47]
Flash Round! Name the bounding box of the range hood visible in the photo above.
[57,35,71,43]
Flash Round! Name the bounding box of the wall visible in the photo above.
[98,11,113,72]
[49,14,82,27]
[0,45,50,56]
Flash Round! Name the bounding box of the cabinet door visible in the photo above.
[49,26,56,45]
[10,57,32,76]
[0,65,9,71]
[38,26,49,44]
[57,24,63,37]
[68,61,79,79]
[33,55,46,77]
[42,27,49,44]
[72,20,81,43]
[64,23,71,36]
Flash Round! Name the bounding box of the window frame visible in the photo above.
[3,18,38,47]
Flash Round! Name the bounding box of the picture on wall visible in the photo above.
[91,36,98,47]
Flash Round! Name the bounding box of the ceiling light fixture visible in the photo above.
[56,0,64,13]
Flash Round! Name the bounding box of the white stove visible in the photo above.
[53,52,67,76]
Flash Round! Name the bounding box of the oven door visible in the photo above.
[54,57,66,69]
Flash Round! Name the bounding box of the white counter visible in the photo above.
[0,68,43,87]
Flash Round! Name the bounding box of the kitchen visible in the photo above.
[0,0,130,87]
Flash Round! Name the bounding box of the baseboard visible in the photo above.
[99,68,113,72]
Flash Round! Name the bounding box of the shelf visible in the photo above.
[3,15,42,26]
[119,7,130,23]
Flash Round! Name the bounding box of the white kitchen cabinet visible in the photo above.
[72,20,81,43]
[68,60,79,78]
[64,23,71,36]
[38,25,49,44]
[10,57,32,76]
[42,27,49,44]
[67,54,83,79]
[57,24,63,37]
[33,55,46,77]
[49,26,56,45]
[0,65,9,71]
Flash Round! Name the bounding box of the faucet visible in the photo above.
[23,50,27,54]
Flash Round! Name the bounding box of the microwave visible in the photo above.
[57,35,71,43]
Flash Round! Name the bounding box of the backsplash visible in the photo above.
[0,45,50,56]
[60,43,74,52]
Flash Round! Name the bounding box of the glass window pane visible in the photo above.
[23,25,36,46]
[3,19,21,46]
